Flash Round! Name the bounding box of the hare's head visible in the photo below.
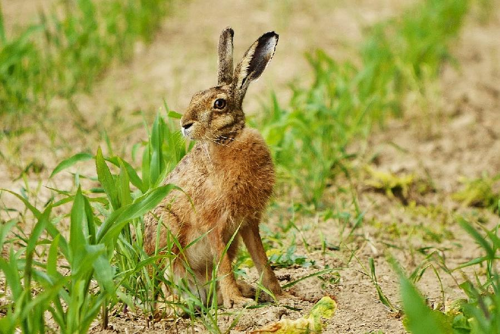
[181,28,278,143]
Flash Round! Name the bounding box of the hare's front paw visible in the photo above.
[223,293,254,309]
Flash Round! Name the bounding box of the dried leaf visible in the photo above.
[251,296,337,333]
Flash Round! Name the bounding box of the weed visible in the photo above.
[257,0,470,208]
[365,167,415,201]
[251,296,337,333]
[368,257,399,313]
[0,0,171,120]
[0,114,183,332]
[453,174,500,212]
[267,244,315,269]
[392,218,500,334]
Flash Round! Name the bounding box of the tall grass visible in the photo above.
[0,0,170,118]
[0,115,184,333]
[257,0,469,206]
[396,218,500,334]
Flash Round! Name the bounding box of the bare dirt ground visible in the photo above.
[2,0,500,333]
[1,0,54,35]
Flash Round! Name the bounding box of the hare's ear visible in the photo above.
[233,31,278,105]
[218,27,234,85]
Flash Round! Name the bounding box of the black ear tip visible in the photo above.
[261,31,279,42]
[222,26,234,38]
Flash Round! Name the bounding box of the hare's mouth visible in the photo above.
[181,120,195,138]
[181,126,189,137]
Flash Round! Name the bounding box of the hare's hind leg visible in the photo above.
[208,228,253,308]
[240,218,282,298]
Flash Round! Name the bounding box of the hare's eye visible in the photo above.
[213,98,226,109]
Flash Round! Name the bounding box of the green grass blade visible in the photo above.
[26,206,51,254]
[118,159,132,207]
[0,219,17,249]
[84,195,97,245]
[66,280,82,332]
[80,293,108,332]
[0,255,22,301]
[24,206,52,321]
[369,257,397,311]
[45,221,70,260]
[0,189,42,218]
[282,268,336,289]
[458,218,495,259]
[70,187,87,266]
[96,147,120,210]
[399,275,449,334]
[142,145,151,190]
[97,184,177,243]
[390,257,451,334]
[92,253,115,295]
[19,276,71,330]
[168,111,182,119]
[107,157,146,193]
[47,234,61,278]
[50,153,93,178]
[149,114,166,187]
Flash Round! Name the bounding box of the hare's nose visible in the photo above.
[182,122,194,130]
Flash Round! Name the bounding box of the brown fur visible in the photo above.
[144,28,281,308]
[218,27,234,85]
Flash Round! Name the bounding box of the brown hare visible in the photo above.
[144,27,282,308]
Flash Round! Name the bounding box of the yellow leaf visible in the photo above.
[266,249,282,258]
[251,296,337,334]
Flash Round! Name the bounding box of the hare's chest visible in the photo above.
[189,135,274,222]
[212,163,273,216]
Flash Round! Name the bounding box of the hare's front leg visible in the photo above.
[209,229,253,308]
[240,219,282,297]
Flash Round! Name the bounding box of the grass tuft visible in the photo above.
[257,0,470,207]
[453,174,500,213]
[0,0,171,120]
